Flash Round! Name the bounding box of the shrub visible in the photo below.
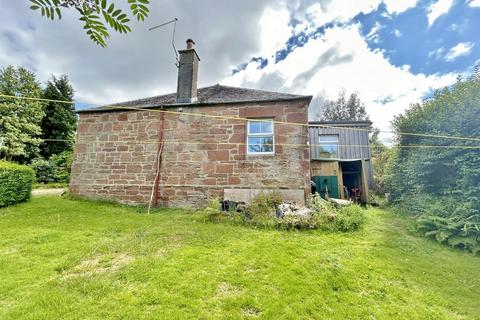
[204,192,367,232]
[204,197,222,222]
[30,151,73,184]
[30,158,55,183]
[247,191,282,219]
[50,151,73,182]
[308,193,366,232]
[0,161,35,207]
[416,200,480,255]
[334,205,367,232]
[276,213,318,230]
[308,193,337,216]
[384,73,480,253]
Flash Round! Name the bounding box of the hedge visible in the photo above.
[0,161,35,207]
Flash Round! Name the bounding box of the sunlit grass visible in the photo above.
[0,196,478,319]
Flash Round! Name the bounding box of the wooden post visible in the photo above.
[152,109,166,208]
[337,161,344,199]
[360,159,369,203]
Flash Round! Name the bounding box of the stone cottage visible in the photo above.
[70,39,313,208]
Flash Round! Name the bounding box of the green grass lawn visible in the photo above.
[1,197,479,320]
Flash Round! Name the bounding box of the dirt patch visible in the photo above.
[62,253,134,279]
[31,189,66,197]
[242,306,261,317]
[0,247,18,255]
[216,282,242,297]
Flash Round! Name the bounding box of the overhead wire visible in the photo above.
[37,138,480,150]
[1,93,480,143]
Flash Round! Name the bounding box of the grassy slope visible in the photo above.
[0,197,478,320]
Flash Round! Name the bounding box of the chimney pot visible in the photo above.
[186,38,195,49]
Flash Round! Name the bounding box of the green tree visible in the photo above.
[369,127,391,194]
[29,0,150,47]
[385,70,480,253]
[318,90,369,121]
[40,75,76,158]
[0,66,44,161]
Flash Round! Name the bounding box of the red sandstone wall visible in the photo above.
[70,100,311,208]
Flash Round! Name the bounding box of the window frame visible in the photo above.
[318,134,340,159]
[246,119,275,155]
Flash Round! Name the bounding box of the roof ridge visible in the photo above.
[212,84,306,97]
[94,84,312,111]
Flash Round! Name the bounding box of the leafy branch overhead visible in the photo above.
[29,0,150,47]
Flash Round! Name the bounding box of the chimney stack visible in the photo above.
[176,39,200,103]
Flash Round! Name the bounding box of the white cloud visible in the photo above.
[224,23,456,136]
[0,0,456,141]
[428,47,445,59]
[366,22,382,43]
[427,0,454,26]
[393,29,402,37]
[0,0,275,104]
[445,42,475,62]
[383,0,420,14]
[305,1,381,26]
[285,0,383,34]
[469,0,480,7]
[259,6,292,57]
[288,0,419,29]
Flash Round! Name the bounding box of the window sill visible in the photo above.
[246,153,276,158]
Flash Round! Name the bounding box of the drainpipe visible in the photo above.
[149,107,166,211]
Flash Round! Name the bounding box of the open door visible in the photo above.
[340,160,369,203]
[360,159,369,203]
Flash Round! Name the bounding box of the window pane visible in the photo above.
[318,134,339,158]
[260,121,273,134]
[319,135,338,142]
[248,121,262,134]
[249,120,273,134]
[248,136,274,153]
[319,145,338,158]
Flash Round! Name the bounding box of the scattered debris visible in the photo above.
[328,198,353,207]
[276,202,312,218]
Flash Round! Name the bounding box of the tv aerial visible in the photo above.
[149,18,179,67]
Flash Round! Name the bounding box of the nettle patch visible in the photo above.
[204,192,367,232]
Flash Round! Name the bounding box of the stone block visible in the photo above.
[208,150,229,161]
[216,164,234,174]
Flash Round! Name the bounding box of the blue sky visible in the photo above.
[233,0,479,76]
[356,0,480,74]
[225,0,480,136]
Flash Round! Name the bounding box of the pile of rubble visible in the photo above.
[276,202,312,218]
[276,197,353,219]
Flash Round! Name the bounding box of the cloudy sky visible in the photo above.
[1,0,479,136]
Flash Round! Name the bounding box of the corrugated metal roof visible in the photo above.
[309,120,372,126]
[78,84,312,113]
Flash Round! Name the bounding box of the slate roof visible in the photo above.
[78,84,312,113]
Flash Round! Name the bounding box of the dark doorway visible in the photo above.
[340,161,362,202]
